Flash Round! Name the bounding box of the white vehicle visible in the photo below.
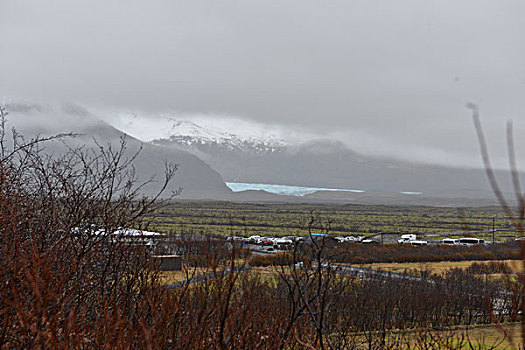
[248,235,261,243]
[442,238,458,245]
[334,236,346,243]
[458,238,485,246]
[226,236,244,241]
[344,236,357,242]
[398,234,417,244]
[410,240,428,246]
[274,238,293,249]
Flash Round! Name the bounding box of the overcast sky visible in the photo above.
[1,0,525,168]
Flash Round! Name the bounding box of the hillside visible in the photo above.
[139,116,518,199]
[3,102,232,200]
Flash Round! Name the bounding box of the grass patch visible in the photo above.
[358,259,522,276]
[146,202,520,241]
[348,323,523,349]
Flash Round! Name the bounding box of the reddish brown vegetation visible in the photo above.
[0,105,520,349]
[330,242,520,264]
[249,252,296,266]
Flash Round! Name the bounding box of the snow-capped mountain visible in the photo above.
[102,112,289,154]
[95,109,519,202]
[150,120,286,154]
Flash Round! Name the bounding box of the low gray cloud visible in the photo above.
[1,0,524,168]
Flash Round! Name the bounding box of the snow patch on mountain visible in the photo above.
[103,112,291,153]
[151,120,286,153]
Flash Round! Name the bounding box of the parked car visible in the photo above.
[442,238,458,245]
[361,239,378,245]
[274,238,293,249]
[248,235,262,244]
[260,237,275,245]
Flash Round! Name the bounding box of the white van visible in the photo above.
[458,238,485,246]
[442,238,458,245]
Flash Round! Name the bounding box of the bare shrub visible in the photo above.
[0,103,519,349]
[0,106,177,347]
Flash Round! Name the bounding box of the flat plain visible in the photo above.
[146,201,519,241]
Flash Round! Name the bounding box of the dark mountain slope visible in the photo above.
[4,102,232,200]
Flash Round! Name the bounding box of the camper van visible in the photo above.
[398,234,417,244]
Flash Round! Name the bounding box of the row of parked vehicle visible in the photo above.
[227,235,302,250]
[397,234,487,246]
[333,236,366,243]
[248,235,298,246]
[228,233,489,249]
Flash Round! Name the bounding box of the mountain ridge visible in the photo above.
[3,102,233,200]
[150,120,286,154]
[137,117,521,198]
[4,103,519,206]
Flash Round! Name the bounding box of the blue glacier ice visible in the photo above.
[226,182,365,197]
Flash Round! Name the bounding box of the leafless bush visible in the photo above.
[468,103,525,348]
[0,103,518,349]
[0,105,177,347]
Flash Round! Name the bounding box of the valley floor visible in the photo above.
[147,201,519,242]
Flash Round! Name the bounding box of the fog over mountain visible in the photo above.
[2,102,232,200]
[3,101,524,206]
[2,1,525,170]
[106,111,524,202]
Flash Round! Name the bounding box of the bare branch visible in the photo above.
[506,121,525,220]
[468,103,515,220]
